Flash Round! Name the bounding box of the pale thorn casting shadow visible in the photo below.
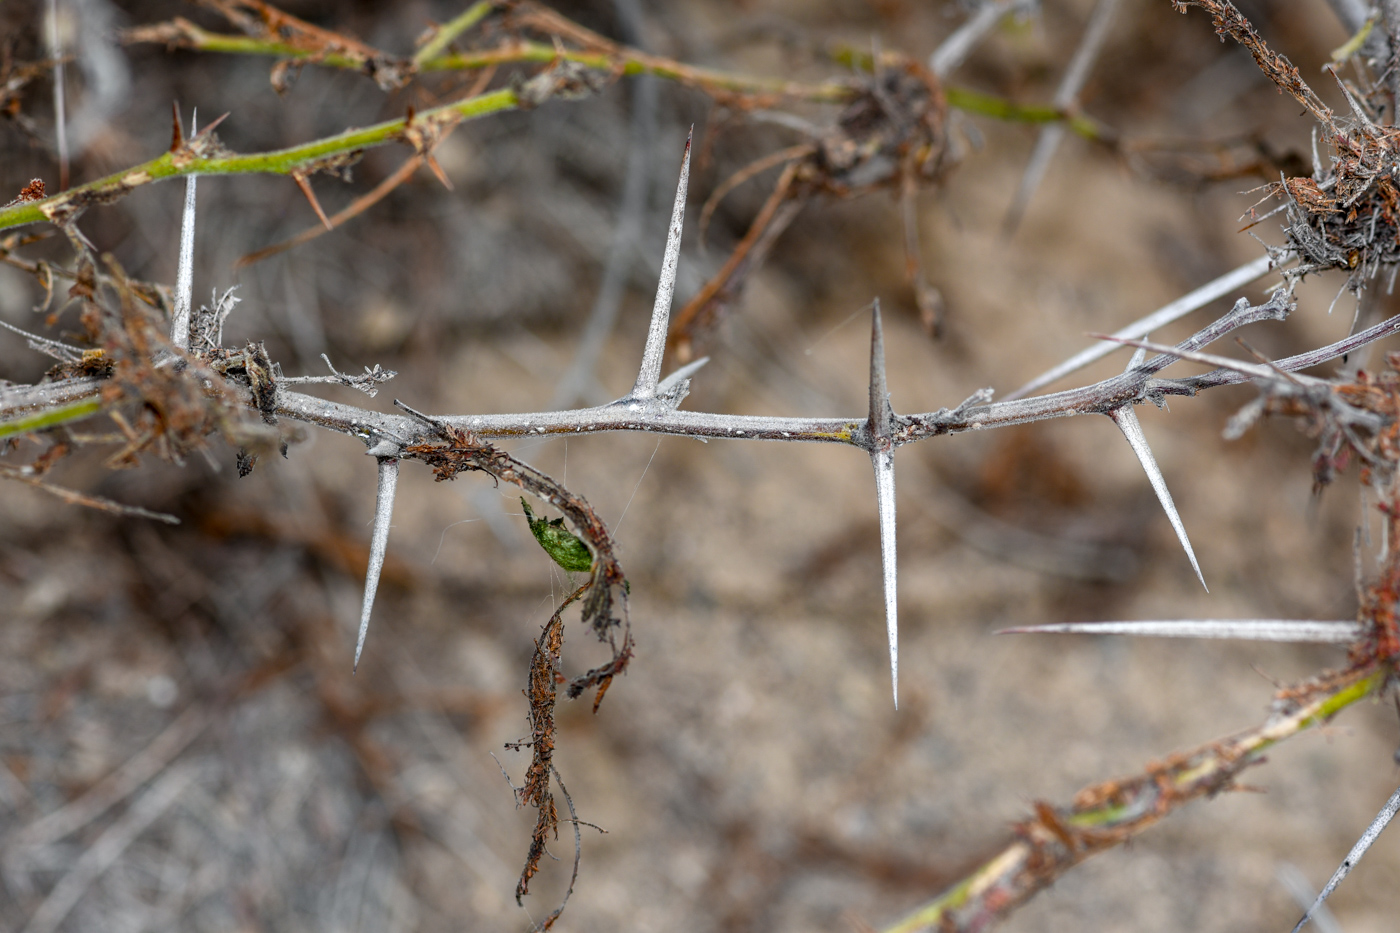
[1292,785,1400,933]
[354,442,401,672]
[867,300,899,709]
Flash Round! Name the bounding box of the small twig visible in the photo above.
[551,1,658,409]
[880,664,1388,933]
[0,86,525,232]
[0,318,85,361]
[0,463,179,524]
[236,153,426,267]
[412,0,493,67]
[1166,311,1400,393]
[277,354,397,397]
[1095,333,1327,386]
[291,172,333,230]
[530,766,585,932]
[929,0,1035,78]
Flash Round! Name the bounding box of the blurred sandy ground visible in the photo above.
[1,0,1399,930]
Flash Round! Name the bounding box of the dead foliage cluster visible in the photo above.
[674,53,952,356]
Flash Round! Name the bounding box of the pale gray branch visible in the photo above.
[930,0,1037,78]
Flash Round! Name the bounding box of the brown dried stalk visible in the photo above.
[1170,0,1336,132]
[671,52,951,358]
[509,600,568,905]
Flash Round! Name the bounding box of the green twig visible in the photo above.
[0,397,103,440]
[412,1,494,66]
[123,19,1111,137]
[0,87,519,232]
[944,85,1109,141]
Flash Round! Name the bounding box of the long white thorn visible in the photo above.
[630,128,692,401]
[1005,254,1274,401]
[1108,405,1207,591]
[172,110,197,350]
[996,619,1361,642]
[867,301,898,708]
[1291,786,1400,933]
[354,450,400,672]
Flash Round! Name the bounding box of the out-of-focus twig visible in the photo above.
[880,664,1389,933]
[551,0,658,409]
[0,463,179,524]
[18,765,198,933]
[1003,0,1120,233]
[929,0,1036,78]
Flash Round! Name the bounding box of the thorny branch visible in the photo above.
[9,0,1400,929]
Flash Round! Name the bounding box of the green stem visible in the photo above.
[0,397,103,440]
[427,43,856,102]
[412,1,494,66]
[126,23,1108,127]
[0,87,520,232]
[944,86,1107,141]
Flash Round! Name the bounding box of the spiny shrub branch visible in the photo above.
[7,1,1400,929]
